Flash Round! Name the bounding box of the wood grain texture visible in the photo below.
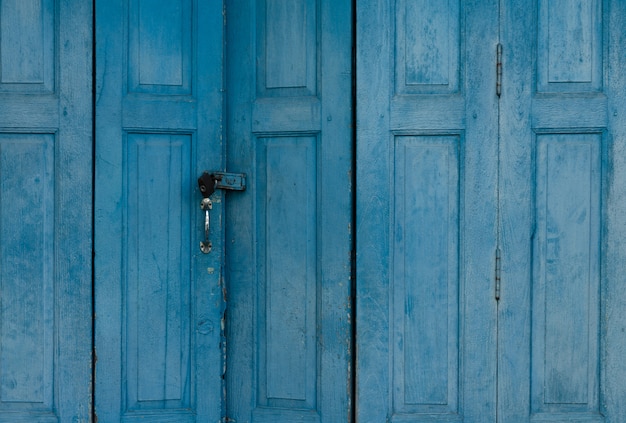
[392,137,460,414]
[537,0,603,91]
[225,0,353,421]
[357,0,499,421]
[395,0,460,93]
[601,0,626,421]
[0,0,54,91]
[499,1,623,421]
[0,1,93,421]
[95,0,224,421]
[0,136,54,409]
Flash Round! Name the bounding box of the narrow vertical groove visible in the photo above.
[495,2,503,422]
[91,1,97,421]
[350,0,357,420]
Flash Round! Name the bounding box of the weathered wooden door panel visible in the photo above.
[224,0,353,422]
[4,1,626,422]
[0,1,92,421]
[498,0,626,421]
[94,0,224,421]
[356,0,499,421]
[358,0,626,422]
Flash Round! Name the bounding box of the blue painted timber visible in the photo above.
[94,0,225,421]
[2,1,626,422]
[0,1,93,421]
[498,0,626,421]
[358,1,626,422]
[357,0,499,421]
[224,0,353,422]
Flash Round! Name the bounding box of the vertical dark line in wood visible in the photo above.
[91,1,97,421]
[495,1,503,422]
[350,1,357,421]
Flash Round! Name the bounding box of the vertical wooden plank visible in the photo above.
[392,137,459,415]
[0,136,54,411]
[128,0,192,93]
[265,0,307,88]
[125,134,192,410]
[56,0,94,420]
[547,0,593,82]
[395,0,460,93]
[0,0,54,91]
[498,0,536,420]
[537,0,603,92]
[257,137,317,408]
[532,135,601,414]
[355,1,392,419]
[225,0,352,421]
[95,0,224,421]
[257,0,317,96]
[357,0,499,421]
[498,0,621,421]
[0,0,94,420]
[94,1,125,418]
[603,0,626,422]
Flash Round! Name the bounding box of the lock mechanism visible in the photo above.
[197,171,246,254]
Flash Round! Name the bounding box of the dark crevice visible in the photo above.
[91,1,97,421]
[350,0,357,421]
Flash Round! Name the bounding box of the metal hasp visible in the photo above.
[212,171,246,191]
[197,171,246,254]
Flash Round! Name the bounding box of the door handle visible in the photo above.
[200,197,212,254]
[198,172,217,254]
[197,171,246,254]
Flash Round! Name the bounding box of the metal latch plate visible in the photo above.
[213,172,246,191]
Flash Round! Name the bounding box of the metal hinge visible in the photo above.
[496,43,503,97]
[495,247,502,300]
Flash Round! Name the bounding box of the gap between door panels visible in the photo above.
[350,0,357,421]
[495,1,503,421]
[91,1,97,421]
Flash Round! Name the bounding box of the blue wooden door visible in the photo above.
[94,0,225,421]
[357,0,499,421]
[498,0,626,421]
[223,0,353,422]
[357,1,626,422]
[0,1,93,421]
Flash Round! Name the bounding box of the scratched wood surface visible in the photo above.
[0,1,93,421]
[94,0,225,421]
[224,0,353,421]
[499,0,626,422]
[356,0,499,421]
[358,0,626,422]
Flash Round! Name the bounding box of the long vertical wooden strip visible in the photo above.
[95,0,224,421]
[225,0,353,421]
[357,1,499,421]
[56,0,94,420]
[355,1,392,420]
[603,0,626,421]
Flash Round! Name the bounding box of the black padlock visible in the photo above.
[198,172,217,198]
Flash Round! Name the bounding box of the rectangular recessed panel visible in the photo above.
[0,135,54,410]
[393,136,460,415]
[537,0,602,92]
[257,136,318,411]
[128,0,192,93]
[124,133,192,411]
[533,134,601,414]
[395,0,460,94]
[0,0,54,92]
[258,0,317,95]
